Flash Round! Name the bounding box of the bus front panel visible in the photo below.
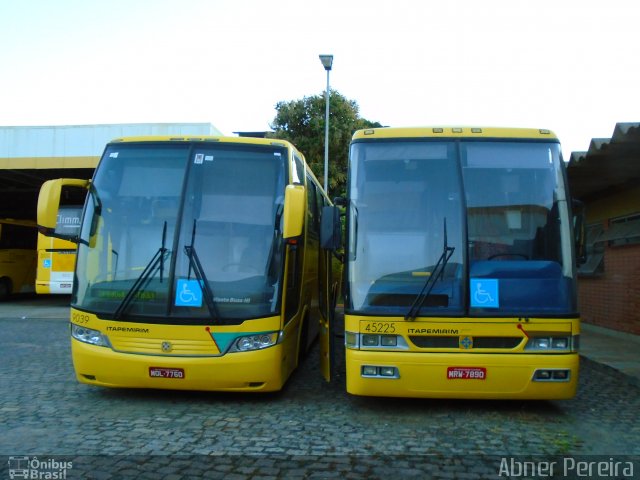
[70,309,288,391]
[344,129,580,399]
[344,314,579,399]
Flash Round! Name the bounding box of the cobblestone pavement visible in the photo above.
[1,296,639,479]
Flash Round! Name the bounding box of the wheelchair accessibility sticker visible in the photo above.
[175,279,203,307]
[470,279,499,308]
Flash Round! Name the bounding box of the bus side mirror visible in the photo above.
[321,205,342,251]
[37,178,89,242]
[283,184,305,239]
[572,199,586,266]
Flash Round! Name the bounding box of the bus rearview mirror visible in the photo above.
[321,205,342,251]
[283,185,305,239]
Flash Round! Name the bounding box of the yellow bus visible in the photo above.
[38,136,335,391]
[324,127,580,399]
[36,200,84,294]
[0,219,37,299]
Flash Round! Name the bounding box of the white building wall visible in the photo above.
[0,123,223,159]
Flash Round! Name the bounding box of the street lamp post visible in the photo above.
[319,54,333,194]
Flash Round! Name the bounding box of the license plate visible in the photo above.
[149,367,185,379]
[447,367,486,380]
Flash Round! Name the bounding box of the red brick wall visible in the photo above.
[578,244,640,335]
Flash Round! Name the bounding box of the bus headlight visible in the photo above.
[524,335,577,352]
[70,324,111,347]
[345,332,408,350]
[230,333,278,352]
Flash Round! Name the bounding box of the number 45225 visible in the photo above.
[363,322,396,334]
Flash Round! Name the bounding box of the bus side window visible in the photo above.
[292,155,304,185]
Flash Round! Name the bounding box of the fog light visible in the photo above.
[362,366,378,376]
[380,335,397,347]
[362,335,379,347]
[552,370,569,380]
[534,369,552,380]
[532,369,571,382]
[379,366,396,377]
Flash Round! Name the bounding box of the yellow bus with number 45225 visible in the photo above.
[321,126,582,399]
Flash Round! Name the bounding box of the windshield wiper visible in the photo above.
[405,218,455,321]
[184,220,219,321]
[114,221,169,320]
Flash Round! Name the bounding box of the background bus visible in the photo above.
[0,219,37,300]
[324,126,580,400]
[36,201,84,294]
[38,136,334,391]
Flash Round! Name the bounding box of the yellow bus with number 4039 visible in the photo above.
[321,126,582,400]
[38,136,336,391]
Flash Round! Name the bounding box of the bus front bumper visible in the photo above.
[71,339,286,392]
[345,349,579,400]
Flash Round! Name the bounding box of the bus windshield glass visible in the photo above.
[462,141,575,315]
[347,141,465,314]
[72,142,287,324]
[347,139,576,316]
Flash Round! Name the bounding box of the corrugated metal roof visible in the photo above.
[567,122,640,200]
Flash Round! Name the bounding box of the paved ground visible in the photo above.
[1,295,639,479]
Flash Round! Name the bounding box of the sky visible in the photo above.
[1,0,639,156]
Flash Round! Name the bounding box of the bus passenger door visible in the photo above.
[318,247,333,382]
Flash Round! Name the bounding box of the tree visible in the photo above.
[269,90,382,197]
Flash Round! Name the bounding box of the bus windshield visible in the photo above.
[347,139,576,316]
[347,141,465,315]
[72,142,287,324]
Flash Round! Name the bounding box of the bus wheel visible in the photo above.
[297,316,309,366]
[0,278,12,301]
